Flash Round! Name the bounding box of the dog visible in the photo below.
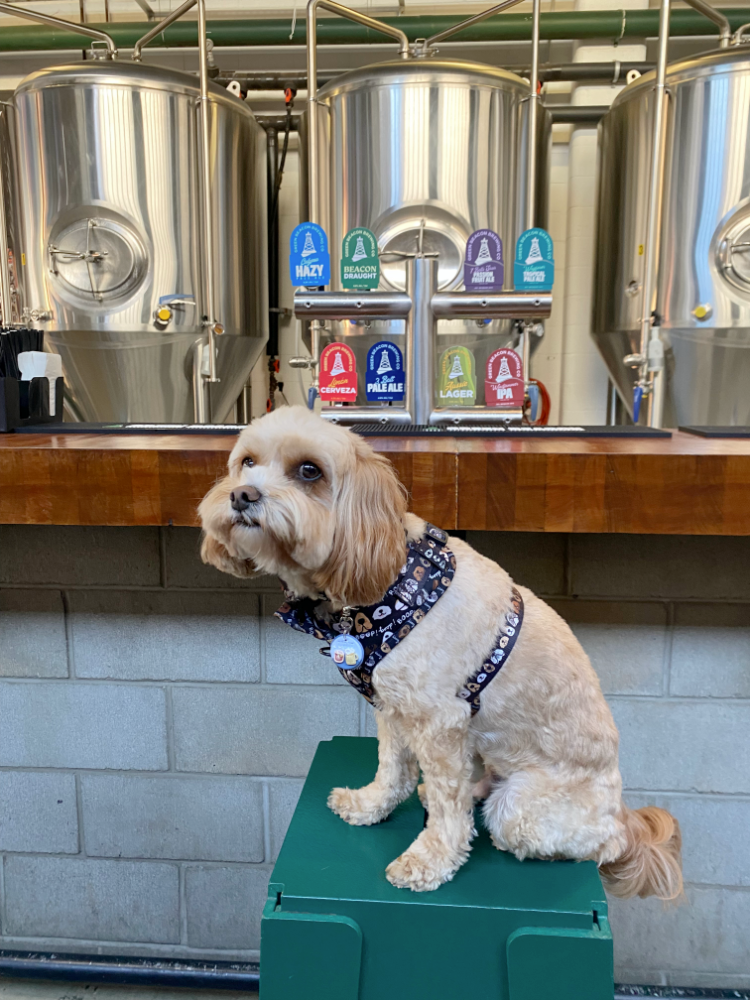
[199,405,682,898]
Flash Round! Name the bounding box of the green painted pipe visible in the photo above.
[0,8,748,53]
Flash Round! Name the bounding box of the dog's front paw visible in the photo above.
[327,786,389,826]
[386,848,455,892]
[417,782,428,810]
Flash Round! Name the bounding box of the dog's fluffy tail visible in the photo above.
[600,805,683,901]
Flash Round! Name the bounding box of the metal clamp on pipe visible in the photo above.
[293,291,412,320]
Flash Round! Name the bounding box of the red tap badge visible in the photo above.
[485,348,524,407]
[319,342,358,402]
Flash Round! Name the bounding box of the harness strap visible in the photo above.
[458,587,524,716]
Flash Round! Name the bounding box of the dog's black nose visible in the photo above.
[230,486,261,512]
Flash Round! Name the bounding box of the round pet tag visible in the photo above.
[330,634,365,669]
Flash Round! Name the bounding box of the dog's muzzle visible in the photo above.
[230,486,261,513]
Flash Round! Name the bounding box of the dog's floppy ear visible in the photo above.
[201,533,257,579]
[315,447,407,606]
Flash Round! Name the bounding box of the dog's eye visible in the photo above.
[298,462,322,482]
[242,457,254,468]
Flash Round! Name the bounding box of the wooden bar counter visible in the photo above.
[0,430,748,534]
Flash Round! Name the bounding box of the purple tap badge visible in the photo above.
[464,229,504,292]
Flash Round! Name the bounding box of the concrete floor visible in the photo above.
[0,982,255,1000]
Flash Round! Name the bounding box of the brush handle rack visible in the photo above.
[0,376,64,432]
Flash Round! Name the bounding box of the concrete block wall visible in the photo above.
[1,524,749,985]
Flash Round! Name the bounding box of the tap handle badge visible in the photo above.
[319,341,358,403]
[514,228,554,291]
[464,229,504,291]
[341,227,380,290]
[290,222,330,287]
[366,341,405,402]
[485,347,524,407]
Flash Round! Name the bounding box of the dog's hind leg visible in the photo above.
[386,710,476,891]
[328,709,418,825]
[483,767,626,863]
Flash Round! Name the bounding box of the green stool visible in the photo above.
[261,737,613,1000]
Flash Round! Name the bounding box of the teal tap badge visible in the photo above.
[341,227,380,290]
[514,228,554,291]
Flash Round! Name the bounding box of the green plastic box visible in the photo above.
[261,737,613,1000]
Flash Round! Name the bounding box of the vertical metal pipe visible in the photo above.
[197,0,218,392]
[192,340,209,423]
[521,322,532,398]
[526,0,541,232]
[266,127,279,359]
[306,1,319,226]
[640,0,670,427]
[407,257,438,426]
[519,0,541,400]
[0,106,12,325]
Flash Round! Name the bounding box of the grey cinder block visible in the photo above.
[612,699,750,794]
[185,865,271,950]
[172,686,359,776]
[570,534,750,600]
[467,531,567,596]
[549,600,667,695]
[364,705,378,738]
[267,778,304,860]
[81,775,264,862]
[0,525,161,587]
[0,772,78,853]
[609,885,750,983]
[624,792,750,888]
[164,526,279,591]
[0,682,168,770]
[664,972,750,989]
[264,596,345,685]
[670,603,750,698]
[3,855,180,943]
[0,590,68,678]
[69,590,261,682]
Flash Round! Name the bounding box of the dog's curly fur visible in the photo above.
[199,405,683,898]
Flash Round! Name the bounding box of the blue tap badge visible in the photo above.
[513,228,554,291]
[365,341,405,402]
[289,222,330,286]
[464,229,504,291]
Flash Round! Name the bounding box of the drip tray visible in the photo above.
[679,426,750,438]
[14,422,673,438]
[348,424,672,438]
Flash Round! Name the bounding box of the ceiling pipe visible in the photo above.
[0,9,746,52]
[0,0,117,54]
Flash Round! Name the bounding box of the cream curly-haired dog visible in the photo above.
[199,405,682,898]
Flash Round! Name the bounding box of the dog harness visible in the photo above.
[275,523,524,716]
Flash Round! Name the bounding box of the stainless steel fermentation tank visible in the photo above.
[302,0,548,423]
[594,21,750,426]
[4,2,267,424]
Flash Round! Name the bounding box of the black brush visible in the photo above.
[0,327,45,379]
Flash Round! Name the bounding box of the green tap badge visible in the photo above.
[341,227,380,290]
[438,345,476,406]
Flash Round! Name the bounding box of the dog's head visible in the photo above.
[198,406,408,606]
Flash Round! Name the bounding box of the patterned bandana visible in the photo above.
[274,524,523,716]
